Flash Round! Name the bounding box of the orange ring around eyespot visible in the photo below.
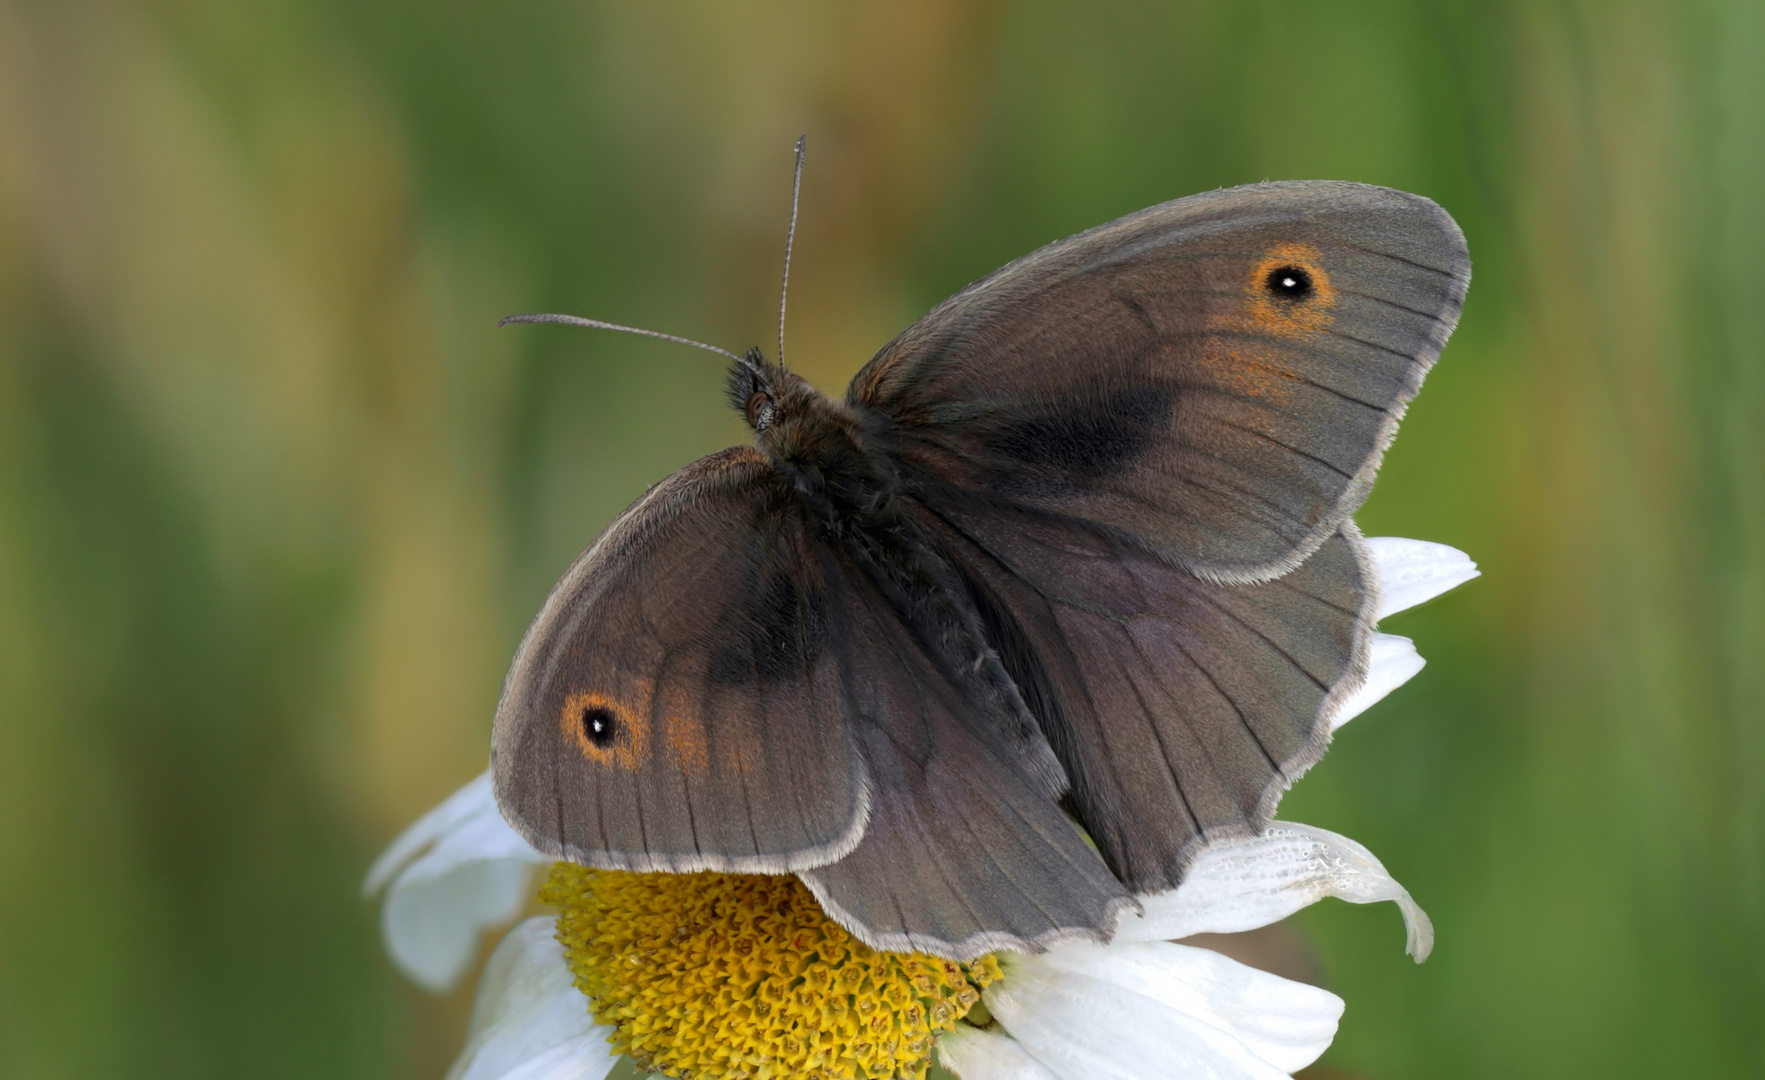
[1244,241,1336,338]
[559,690,649,771]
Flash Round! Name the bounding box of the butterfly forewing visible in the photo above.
[851,180,1469,583]
[491,447,869,873]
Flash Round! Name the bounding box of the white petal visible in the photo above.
[1022,942,1341,1073]
[447,918,616,1080]
[1329,633,1426,729]
[382,856,538,992]
[484,1037,620,1080]
[986,960,1290,1080]
[366,772,494,892]
[400,805,552,886]
[1116,823,1433,961]
[940,1024,1064,1080]
[365,771,551,992]
[1367,536,1478,620]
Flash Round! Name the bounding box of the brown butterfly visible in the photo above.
[492,166,1469,960]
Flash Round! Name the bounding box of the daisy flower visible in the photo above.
[366,536,1475,1080]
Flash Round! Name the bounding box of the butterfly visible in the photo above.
[491,176,1469,960]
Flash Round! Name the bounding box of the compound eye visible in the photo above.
[745,391,774,430]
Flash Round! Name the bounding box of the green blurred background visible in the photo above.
[1,0,1761,1077]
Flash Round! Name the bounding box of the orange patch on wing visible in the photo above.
[663,711,711,778]
[559,690,650,772]
[1240,241,1337,339]
[1196,344,1303,407]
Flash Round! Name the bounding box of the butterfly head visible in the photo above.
[727,347,783,432]
[726,345,875,499]
[727,347,824,436]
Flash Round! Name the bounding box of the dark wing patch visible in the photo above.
[491,447,868,874]
[851,181,1469,583]
[919,495,1377,894]
[986,384,1177,483]
[798,545,1133,960]
[708,572,828,685]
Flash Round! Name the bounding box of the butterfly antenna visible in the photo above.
[498,312,746,365]
[776,134,806,374]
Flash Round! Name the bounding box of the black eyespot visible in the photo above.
[1265,265,1314,301]
[581,706,617,748]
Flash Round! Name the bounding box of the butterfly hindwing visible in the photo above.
[491,447,869,873]
[919,496,1377,894]
[851,180,1469,583]
[797,545,1133,960]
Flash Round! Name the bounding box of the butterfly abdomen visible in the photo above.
[743,373,1068,797]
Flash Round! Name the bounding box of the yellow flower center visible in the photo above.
[541,864,1002,1080]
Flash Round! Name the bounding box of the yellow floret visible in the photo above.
[541,864,1003,1080]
